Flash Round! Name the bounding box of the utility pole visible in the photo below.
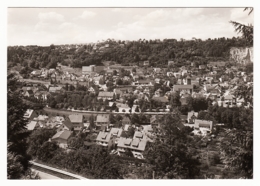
[153,171,155,179]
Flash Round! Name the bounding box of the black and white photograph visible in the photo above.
[5,1,256,181]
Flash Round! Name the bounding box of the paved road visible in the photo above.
[43,107,168,116]
[31,169,61,180]
[30,161,88,180]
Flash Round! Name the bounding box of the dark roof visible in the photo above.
[52,130,72,140]
[122,116,131,122]
[63,119,73,130]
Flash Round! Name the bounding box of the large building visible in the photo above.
[82,65,105,74]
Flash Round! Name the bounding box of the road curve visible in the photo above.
[29,161,88,180]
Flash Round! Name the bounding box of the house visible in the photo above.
[174,72,181,78]
[82,65,95,75]
[168,61,175,66]
[114,88,123,99]
[194,119,213,132]
[49,86,64,93]
[68,114,83,131]
[116,103,131,113]
[93,76,103,85]
[110,128,123,144]
[224,95,235,104]
[150,115,162,128]
[152,96,169,104]
[167,72,174,77]
[106,69,114,76]
[88,87,96,94]
[57,119,73,132]
[143,60,150,66]
[24,90,34,97]
[46,116,65,129]
[26,121,39,130]
[153,68,161,73]
[183,76,191,85]
[187,111,198,124]
[204,84,219,93]
[199,65,206,70]
[24,109,38,120]
[180,97,188,106]
[154,88,163,97]
[117,137,147,155]
[209,61,226,68]
[52,130,73,148]
[173,85,193,94]
[97,91,114,101]
[133,80,154,86]
[96,114,109,129]
[96,131,112,147]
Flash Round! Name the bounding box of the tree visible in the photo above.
[67,137,84,149]
[89,114,95,130]
[170,92,181,109]
[109,113,116,124]
[131,113,139,124]
[113,70,117,76]
[27,128,56,157]
[7,152,24,179]
[8,91,31,178]
[36,141,59,162]
[230,8,253,45]
[220,129,253,178]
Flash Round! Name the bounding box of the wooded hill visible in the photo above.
[8,37,252,70]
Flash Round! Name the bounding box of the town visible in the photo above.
[7,37,253,179]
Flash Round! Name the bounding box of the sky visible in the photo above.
[7,8,254,46]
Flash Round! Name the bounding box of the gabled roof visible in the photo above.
[63,119,73,130]
[69,114,83,123]
[117,137,147,151]
[96,114,109,123]
[52,130,72,140]
[27,121,38,130]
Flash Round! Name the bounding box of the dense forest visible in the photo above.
[8,36,251,70]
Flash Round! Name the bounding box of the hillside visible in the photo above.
[7,37,252,71]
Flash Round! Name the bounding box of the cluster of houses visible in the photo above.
[17,58,253,159]
[17,59,253,112]
[24,106,216,159]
